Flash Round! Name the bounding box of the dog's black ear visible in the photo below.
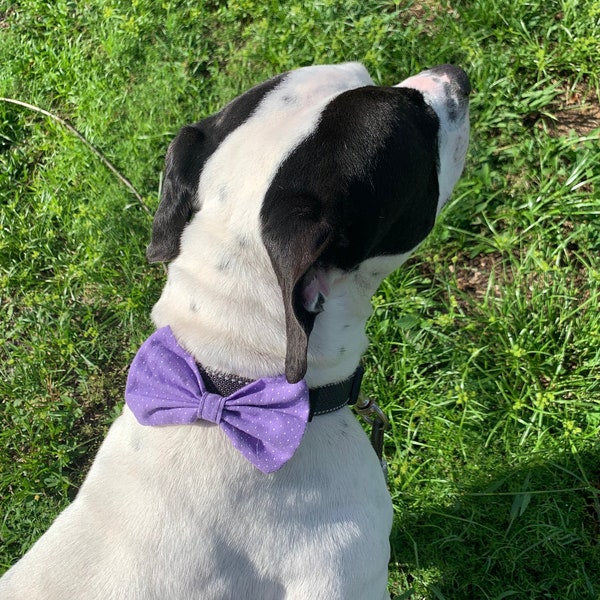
[147,125,208,263]
[261,194,333,383]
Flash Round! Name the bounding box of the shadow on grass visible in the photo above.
[390,449,600,599]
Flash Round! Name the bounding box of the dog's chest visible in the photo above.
[76,407,393,597]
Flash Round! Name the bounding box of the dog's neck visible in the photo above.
[150,218,410,388]
[150,218,409,387]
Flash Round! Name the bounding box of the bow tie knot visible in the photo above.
[197,392,226,424]
[125,327,310,473]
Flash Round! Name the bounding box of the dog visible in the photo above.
[0,62,469,599]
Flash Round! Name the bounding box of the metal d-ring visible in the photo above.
[354,392,389,481]
[354,392,389,429]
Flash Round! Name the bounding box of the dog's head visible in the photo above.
[148,63,470,383]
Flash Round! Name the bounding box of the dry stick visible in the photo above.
[0,97,153,217]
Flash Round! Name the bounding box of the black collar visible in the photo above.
[197,364,364,420]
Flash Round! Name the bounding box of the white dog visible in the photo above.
[0,62,469,599]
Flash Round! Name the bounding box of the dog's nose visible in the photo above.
[425,64,471,97]
[396,65,470,125]
[397,65,470,99]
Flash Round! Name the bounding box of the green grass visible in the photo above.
[1,0,599,597]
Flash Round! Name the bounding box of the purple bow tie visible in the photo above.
[125,327,309,473]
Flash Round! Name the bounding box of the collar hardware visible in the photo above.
[354,392,389,481]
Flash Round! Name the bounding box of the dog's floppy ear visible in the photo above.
[147,124,207,263]
[261,194,333,383]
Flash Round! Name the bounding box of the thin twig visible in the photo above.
[0,97,153,216]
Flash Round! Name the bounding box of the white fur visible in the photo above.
[0,63,469,599]
[1,409,391,599]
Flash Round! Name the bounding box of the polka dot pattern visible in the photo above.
[125,327,310,473]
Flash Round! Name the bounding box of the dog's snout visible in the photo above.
[426,64,471,97]
[396,64,470,126]
[396,64,470,100]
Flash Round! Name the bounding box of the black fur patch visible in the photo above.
[261,85,440,381]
